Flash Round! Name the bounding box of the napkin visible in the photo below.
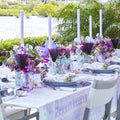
[82,62,104,70]
[108,65,120,70]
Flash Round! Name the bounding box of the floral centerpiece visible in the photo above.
[94,37,115,62]
[5,44,43,90]
[79,36,95,63]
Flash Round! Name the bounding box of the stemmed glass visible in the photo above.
[48,48,60,75]
[83,42,94,63]
[14,54,28,93]
[111,39,120,56]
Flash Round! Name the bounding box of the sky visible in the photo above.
[99,0,108,3]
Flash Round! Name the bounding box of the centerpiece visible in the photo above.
[94,37,115,63]
[80,36,95,63]
[5,44,41,91]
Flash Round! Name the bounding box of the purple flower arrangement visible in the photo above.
[96,39,115,59]
[59,46,71,59]
[6,45,41,74]
[5,60,21,71]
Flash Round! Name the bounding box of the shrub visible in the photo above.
[0,2,8,9]
[0,35,60,51]
[38,4,59,17]
[7,1,19,5]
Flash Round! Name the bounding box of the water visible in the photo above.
[0,16,59,40]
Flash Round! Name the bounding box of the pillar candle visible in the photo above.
[89,16,92,39]
[100,9,102,38]
[48,17,52,41]
[77,9,80,41]
[20,10,24,47]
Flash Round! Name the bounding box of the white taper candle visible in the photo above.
[77,9,80,41]
[89,16,92,39]
[48,17,52,41]
[20,10,24,47]
[100,9,102,38]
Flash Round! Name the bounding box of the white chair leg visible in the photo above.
[116,96,120,120]
[103,99,112,120]
[83,108,90,120]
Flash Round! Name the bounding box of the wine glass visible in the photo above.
[111,38,120,56]
[48,48,60,75]
[14,54,28,93]
[83,42,94,63]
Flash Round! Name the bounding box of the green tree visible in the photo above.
[56,1,120,44]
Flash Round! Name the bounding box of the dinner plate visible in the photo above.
[110,61,120,65]
[43,80,77,87]
[91,69,115,74]
[82,68,115,74]
[43,80,91,87]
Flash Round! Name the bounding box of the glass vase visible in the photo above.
[33,74,42,88]
[21,72,34,91]
[82,54,90,63]
[15,71,22,88]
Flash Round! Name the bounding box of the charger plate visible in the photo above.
[43,80,91,87]
[82,68,115,74]
[110,61,120,65]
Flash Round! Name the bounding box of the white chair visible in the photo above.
[83,71,119,120]
[0,94,39,120]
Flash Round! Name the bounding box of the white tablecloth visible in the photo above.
[3,73,119,120]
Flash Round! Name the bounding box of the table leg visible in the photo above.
[37,108,40,120]
[26,108,31,115]
[116,96,120,120]
[103,99,112,120]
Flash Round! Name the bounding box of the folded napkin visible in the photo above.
[72,76,87,82]
[82,62,104,70]
[110,56,120,62]
[108,65,120,70]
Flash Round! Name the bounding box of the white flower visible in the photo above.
[13,45,19,51]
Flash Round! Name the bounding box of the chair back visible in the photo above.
[86,71,119,109]
[0,94,6,120]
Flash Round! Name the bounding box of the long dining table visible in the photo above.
[3,72,120,120]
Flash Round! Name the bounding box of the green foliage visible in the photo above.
[0,35,59,52]
[56,1,120,44]
[38,4,59,17]
[0,1,63,17]
[0,56,5,63]
[23,3,34,13]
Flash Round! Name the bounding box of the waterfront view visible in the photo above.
[0,16,58,40]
